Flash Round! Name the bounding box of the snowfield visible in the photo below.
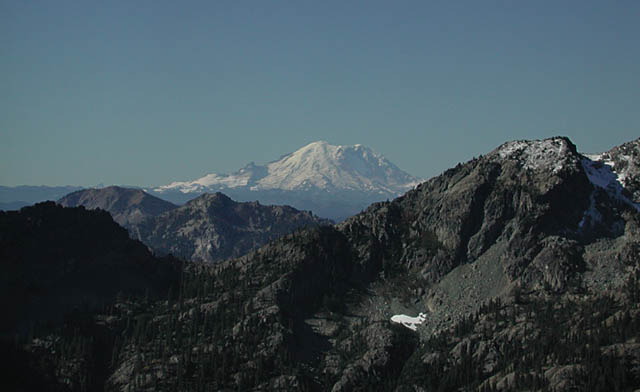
[391,312,427,331]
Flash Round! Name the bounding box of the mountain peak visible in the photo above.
[58,186,177,227]
[304,140,330,147]
[491,136,580,174]
[151,142,420,220]
[188,192,234,207]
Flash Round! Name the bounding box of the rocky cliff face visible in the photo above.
[131,192,331,263]
[342,137,595,290]
[58,186,177,227]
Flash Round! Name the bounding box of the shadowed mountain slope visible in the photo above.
[0,202,181,337]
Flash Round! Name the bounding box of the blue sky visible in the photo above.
[2,1,639,186]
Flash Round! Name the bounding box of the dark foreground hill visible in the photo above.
[4,136,640,391]
[0,202,182,391]
[0,202,182,337]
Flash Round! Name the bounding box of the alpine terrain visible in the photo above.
[3,136,640,391]
[151,141,420,221]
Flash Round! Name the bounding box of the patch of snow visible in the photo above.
[390,312,426,331]
[581,158,640,212]
[495,138,571,173]
[585,153,634,188]
[581,159,618,190]
[578,192,602,228]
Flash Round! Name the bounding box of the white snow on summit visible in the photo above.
[257,141,417,192]
[494,138,573,173]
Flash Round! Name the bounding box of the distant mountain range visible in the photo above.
[59,186,329,263]
[1,142,420,221]
[149,141,421,221]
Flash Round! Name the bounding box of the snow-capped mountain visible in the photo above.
[150,141,421,221]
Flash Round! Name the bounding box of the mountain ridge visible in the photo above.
[131,191,331,263]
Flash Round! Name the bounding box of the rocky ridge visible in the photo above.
[130,192,331,263]
[57,187,329,263]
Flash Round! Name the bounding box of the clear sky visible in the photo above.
[2,1,639,187]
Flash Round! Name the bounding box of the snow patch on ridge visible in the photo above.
[495,138,571,173]
[158,172,252,194]
[585,153,634,188]
[581,158,640,212]
[578,192,602,228]
[391,313,426,331]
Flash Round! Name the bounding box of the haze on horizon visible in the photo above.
[2,1,639,187]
